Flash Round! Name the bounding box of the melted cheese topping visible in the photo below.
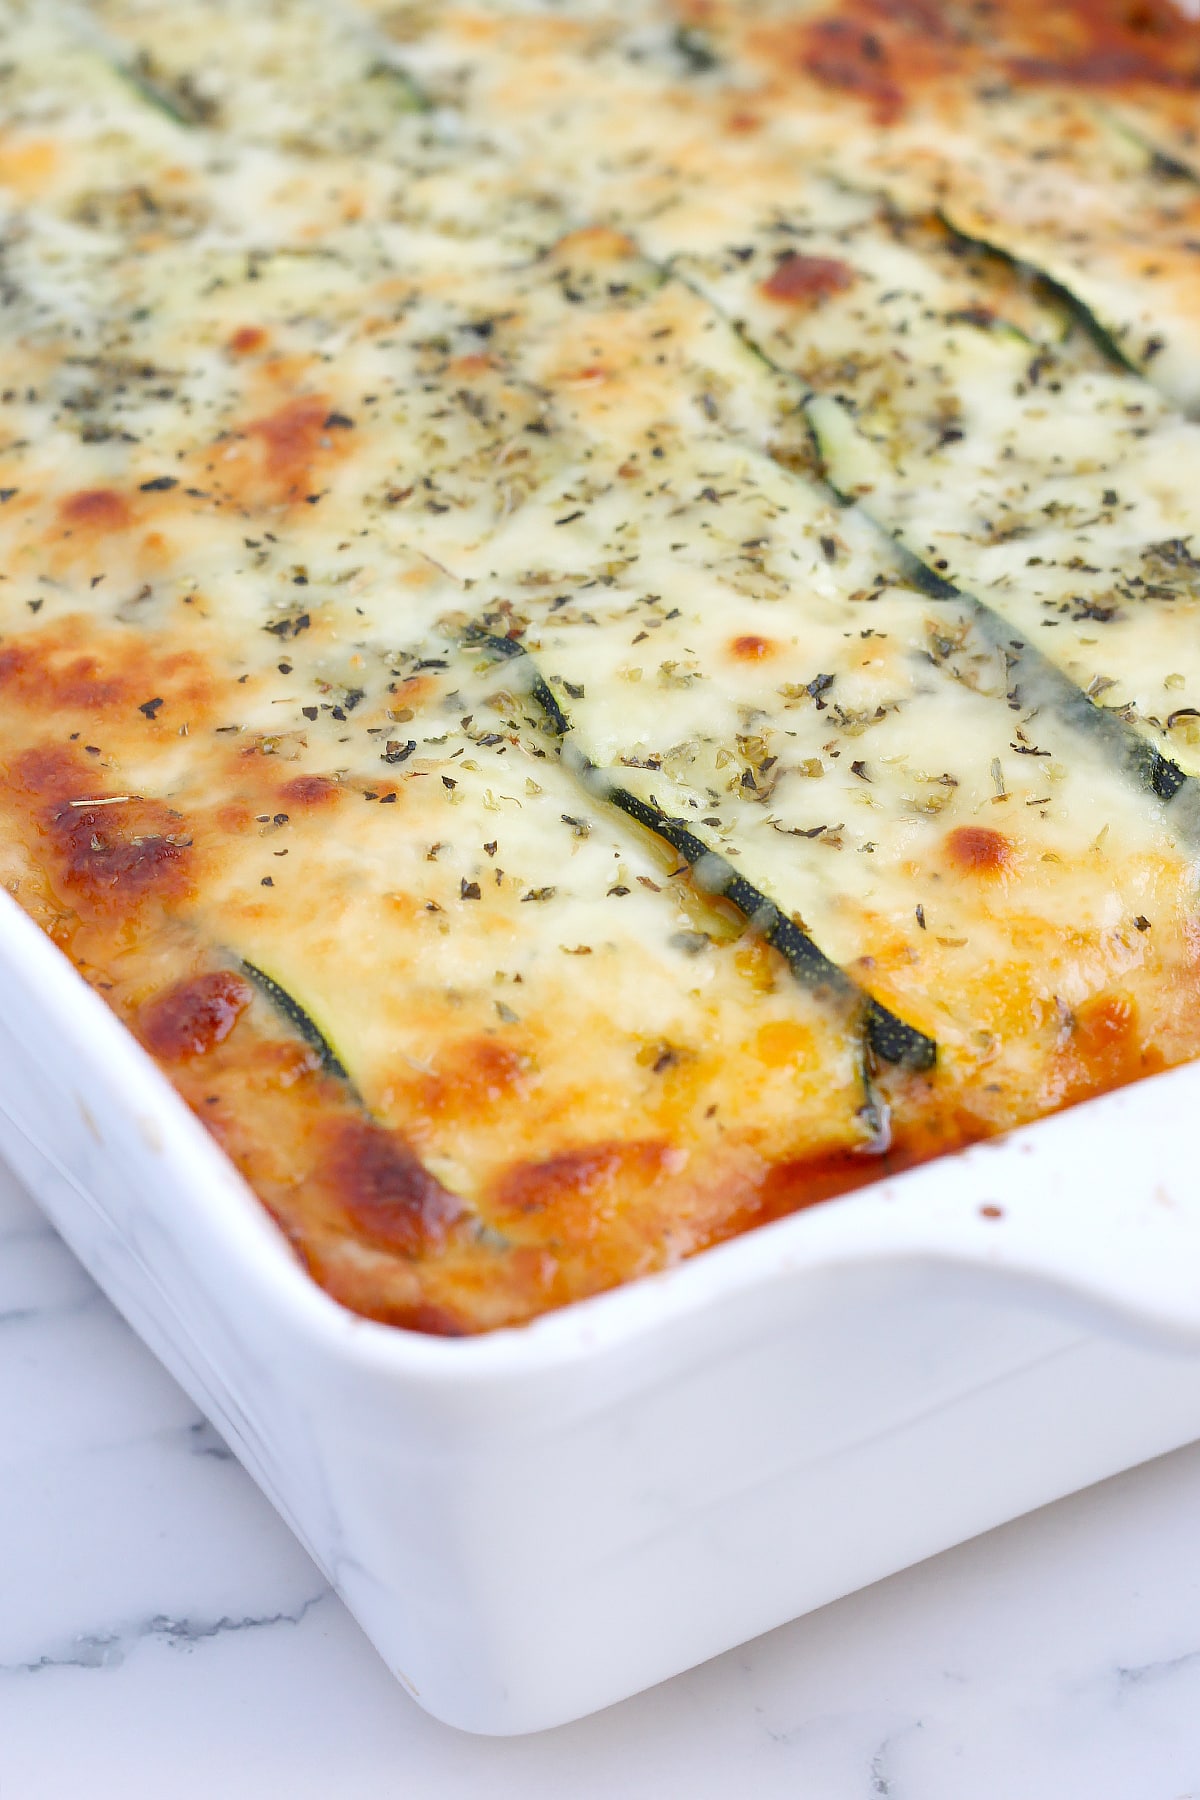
[2,0,1200,1331]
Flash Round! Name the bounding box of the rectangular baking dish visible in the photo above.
[3,885,1200,1735]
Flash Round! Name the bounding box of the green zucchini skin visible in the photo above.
[803,398,1200,835]
[363,58,431,116]
[932,210,1140,381]
[651,274,1199,823]
[604,785,936,1073]
[471,630,938,1074]
[240,959,350,1082]
[892,539,1192,803]
[115,56,211,128]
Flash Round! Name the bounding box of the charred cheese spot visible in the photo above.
[4,747,194,915]
[491,1139,679,1237]
[1000,0,1200,91]
[278,772,340,809]
[0,626,216,721]
[408,1037,530,1122]
[792,16,914,126]
[763,0,1200,122]
[45,798,193,909]
[140,970,252,1061]
[319,1116,465,1256]
[57,489,133,535]
[759,253,857,306]
[5,743,85,806]
[232,396,347,504]
[944,825,1014,875]
[0,645,125,712]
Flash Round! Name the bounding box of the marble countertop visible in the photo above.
[3,1152,1200,1800]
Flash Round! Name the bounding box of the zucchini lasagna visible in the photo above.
[2,0,1200,1331]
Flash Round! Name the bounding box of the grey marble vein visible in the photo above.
[184,1417,236,1462]
[0,1291,102,1330]
[1114,1645,1200,1692]
[868,1722,922,1797]
[5,1590,330,1678]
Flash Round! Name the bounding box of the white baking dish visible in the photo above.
[3,887,1200,1734]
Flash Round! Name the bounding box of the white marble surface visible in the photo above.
[3,1153,1200,1799]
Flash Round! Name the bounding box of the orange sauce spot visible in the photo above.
[372,1302,470,1336]
[730,633,774,660]
[760,253,857,305]
[753,1018,814,1068]
[139,532,176,572]
[58,489,132,534]
[550,225,638,265]
[389,672,436,708]
[1072,991,1138,1077]
[140,970,251,1061]
[228,326,268,356]
[319,1116,463,1255]
[450,353,494,377]
[734,936,777,994]
[945,824,1013,875]
[749,1141,927,1228]
[0,136,59,198]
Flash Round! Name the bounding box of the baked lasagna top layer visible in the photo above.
[2,0,1200,1331]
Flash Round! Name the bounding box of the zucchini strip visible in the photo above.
[650,264,1200,835]
[363,56,431,116]
[932,209,1141,382]
[803,390,1200,839]
[115,55,210,128]
[240,959,350,1083]
[1098,106,1200,190]
[471,631,937,1074]
[643,261,1200,832]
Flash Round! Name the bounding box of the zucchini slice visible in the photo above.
[240,959,351,1082]
[803,385,1200,831]
[115,52,213,127]
[472,630,937,1074]
[626,245,1200,826]
[805,389,1200,830]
